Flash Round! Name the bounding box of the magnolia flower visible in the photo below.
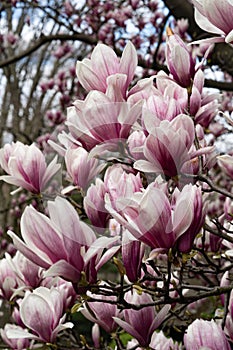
[183,319,231,350]
[104,164,143,210]
[0,255,20,300]
[81,283,121,333]
[150,330,182,350]
[1,324,31,350]
[84,178,110,232]
[64,147,105,190]
[8,196,119,284]
[76,41,137,98]
[106,183,204,253]
[134,114,196,178]
[192,0,233,44]
[66,91,142,152]
[127,130,146,160]
[0,141,60,194]
[166,27,196,88]
[113,290,170,347]
[122,230,145,282]
[5,287,73,344]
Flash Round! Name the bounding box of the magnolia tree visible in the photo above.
[1,0,233,349]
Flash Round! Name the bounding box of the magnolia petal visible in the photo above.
[113,317,145,346]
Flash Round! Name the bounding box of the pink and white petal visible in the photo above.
[173,187,194,238]
[21,206,67,262]
[194,8,224,35]
[41,156,61,189]
[43,260,81,282]
[226,29,233,43]
[76,59,106,92]
[113,317,145,345]
[7,230,51,268]
[96,245,120,271]
[48,197,88,244]
[84,236,120,265]
[52,321,74,341]
[120,41,138,85]
[0,175,35,192]
[134,159,162,173]
[149,304,171,335]
[91,44,120,79]
[6,327,39,341]
[20,293,53,342]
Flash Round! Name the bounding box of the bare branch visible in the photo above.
[0,33,97,68]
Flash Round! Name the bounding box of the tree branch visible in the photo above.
[0,33,97,68]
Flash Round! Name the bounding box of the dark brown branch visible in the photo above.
[0,33,97,68]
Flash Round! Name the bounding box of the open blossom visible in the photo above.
[134,114,197,178]
[0,255,20,300]
[104,164,143,209]
[66,91,141,152]
[1,324,31,350]
[5,287,73,344]
[106,183,204,252]
[0,141,60,194]
[76,41,137,98]
[113,290,170,347]
[192,0,233,44]
[184,319,231,350]
[0,252,43,301]
[8,196,119,284]
[150,330,182,350]
[65,147,105,190]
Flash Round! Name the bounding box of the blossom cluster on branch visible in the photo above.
[0,0,233,349]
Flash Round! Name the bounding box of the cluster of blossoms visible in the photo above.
[0,0,233,349]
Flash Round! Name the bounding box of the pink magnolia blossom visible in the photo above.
[0,252,43,301]
[134,114,196,178]
[66,91,141,152]
[122,230,145,282]
[150,330,182,349]
[166,27,196,88]
[104,164,143,210]
[0,324,31,350]
[6,287,73,344]
[76,41,137,98]
[65,147,105,190]
[127,76,158,104]
[144,93,185,122]
[113,290,170,347]
[84,178,110,232]
[0,255,20,300]
[192,0,233,44]
[183,319,231,350]
[3,251,43,296]
[0,141,60,194]
[81,283,121,333]
[8,196,119,283]
[106,183,204,252]
[127,130,146,160]
[189,70,219,127]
